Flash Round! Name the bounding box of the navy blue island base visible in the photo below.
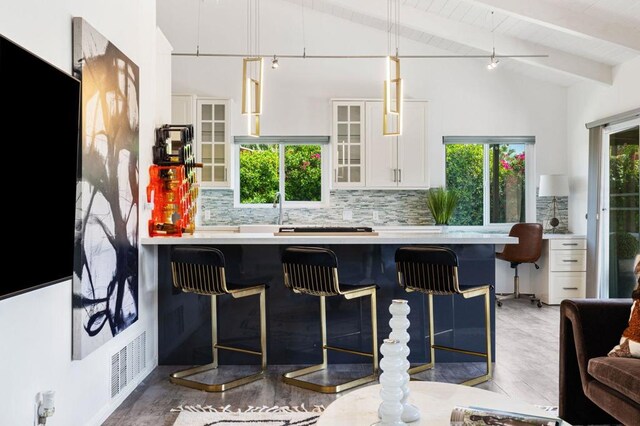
[156,243,497,366]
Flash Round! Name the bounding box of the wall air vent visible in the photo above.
[110,331,147,398]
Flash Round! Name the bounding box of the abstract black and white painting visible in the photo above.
[72,18,139,360]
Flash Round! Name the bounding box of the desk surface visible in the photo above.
[317,382,565,426]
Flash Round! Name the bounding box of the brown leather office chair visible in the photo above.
[496,223,543,308]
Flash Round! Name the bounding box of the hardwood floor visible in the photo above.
[103,298,560,426]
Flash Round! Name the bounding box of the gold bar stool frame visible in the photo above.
[169,246,267,392]
[281,246,379,393]
[395,246,492,386]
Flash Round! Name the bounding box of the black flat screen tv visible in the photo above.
[0,34,80,300]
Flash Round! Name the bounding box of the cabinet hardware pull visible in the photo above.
[334,169,337,182]
[398,169,402,183]
[224,167,227,182]
[562,243,578,246]
[562,287,579,290]
[562,259,578,262]
[393,169,397,182]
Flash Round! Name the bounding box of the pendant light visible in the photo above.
[241,0,263,137]
[383,0,403,136]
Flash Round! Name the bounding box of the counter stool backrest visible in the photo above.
[170,246,228,295]
[282,246,341,296]
[395,246,462,295]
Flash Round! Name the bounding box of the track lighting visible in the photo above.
[271,55,279,69]
[487,49,499,70]
[487,11,499,71]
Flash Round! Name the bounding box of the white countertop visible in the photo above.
[141,227,518,245]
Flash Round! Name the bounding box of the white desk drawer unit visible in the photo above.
[538,236,587,305]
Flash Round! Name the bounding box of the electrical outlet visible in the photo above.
[343,209,353,221]
[372,211,379,221]
[204,210,211,221]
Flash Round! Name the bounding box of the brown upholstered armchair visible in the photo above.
[560,299,640,425]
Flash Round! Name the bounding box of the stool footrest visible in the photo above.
[432,344,488,358]
[215,343,263,357]
[324,345,375,358]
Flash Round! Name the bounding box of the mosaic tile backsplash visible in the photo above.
[199,188,568,231]
[199,189,433,226]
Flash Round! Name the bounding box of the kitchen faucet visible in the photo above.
[273,192,284,225]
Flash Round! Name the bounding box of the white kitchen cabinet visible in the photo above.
[365,101,428,188]
[196,98,230,187]
[332,101,365,188]
[537,237,587,305]
[171,94,195,125]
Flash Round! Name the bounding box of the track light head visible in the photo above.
[271,55,279,69]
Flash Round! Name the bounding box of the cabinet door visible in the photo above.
[366,101,398,188]
[197,99,229,187]
[171,95,194,124]
[397,102,428,188]
[333,102,365,187]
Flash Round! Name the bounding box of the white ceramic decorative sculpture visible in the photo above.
[386,299,420,422]
[374,338,406,426]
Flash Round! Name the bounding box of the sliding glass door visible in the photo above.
[599,120,639,298]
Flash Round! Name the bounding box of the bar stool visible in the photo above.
[281,246,379,393]
[395,246,492,386]
[169,246,267,392]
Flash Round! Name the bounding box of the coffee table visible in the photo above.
[317,382,566,425]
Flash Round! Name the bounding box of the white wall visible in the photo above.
[162,0,569,191]
[162,0,568,295]
[567,56,640,235]
[0,2,169,425]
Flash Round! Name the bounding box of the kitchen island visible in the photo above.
[142,228,515,366]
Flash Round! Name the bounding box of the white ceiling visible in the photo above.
[157,0,640,87]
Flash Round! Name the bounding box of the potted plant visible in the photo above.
[426,187,459,226]
[614,232,640,275]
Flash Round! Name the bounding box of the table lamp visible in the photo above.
[539,174,569,233]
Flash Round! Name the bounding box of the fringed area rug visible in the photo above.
[172,404,325,426]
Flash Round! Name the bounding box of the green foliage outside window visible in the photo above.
[239,145,279,204]
[446,144,483,225]
[445,143,526,225]
[609,143,639,234]
[239,144,322,204]
[491,145,526,224]
[284,145,322,201]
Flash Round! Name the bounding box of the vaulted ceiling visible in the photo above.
[157,0,640,87]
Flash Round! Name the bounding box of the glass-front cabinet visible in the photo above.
[196,99,229,187]
[333,101,365,188]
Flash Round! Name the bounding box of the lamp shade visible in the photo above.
[539,174,569,197]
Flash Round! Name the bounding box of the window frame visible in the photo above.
[444,137,536,229]
[233,140,330,208]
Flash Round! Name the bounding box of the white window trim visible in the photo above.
[233,143,330,208]
[444,140,535,229]
[481,143,536,228]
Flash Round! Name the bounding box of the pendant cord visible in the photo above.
[301,0,306,57]
[396,0,399,57]
[387,0,399,57]
[491,11,495,56]
[196,0,202,56]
